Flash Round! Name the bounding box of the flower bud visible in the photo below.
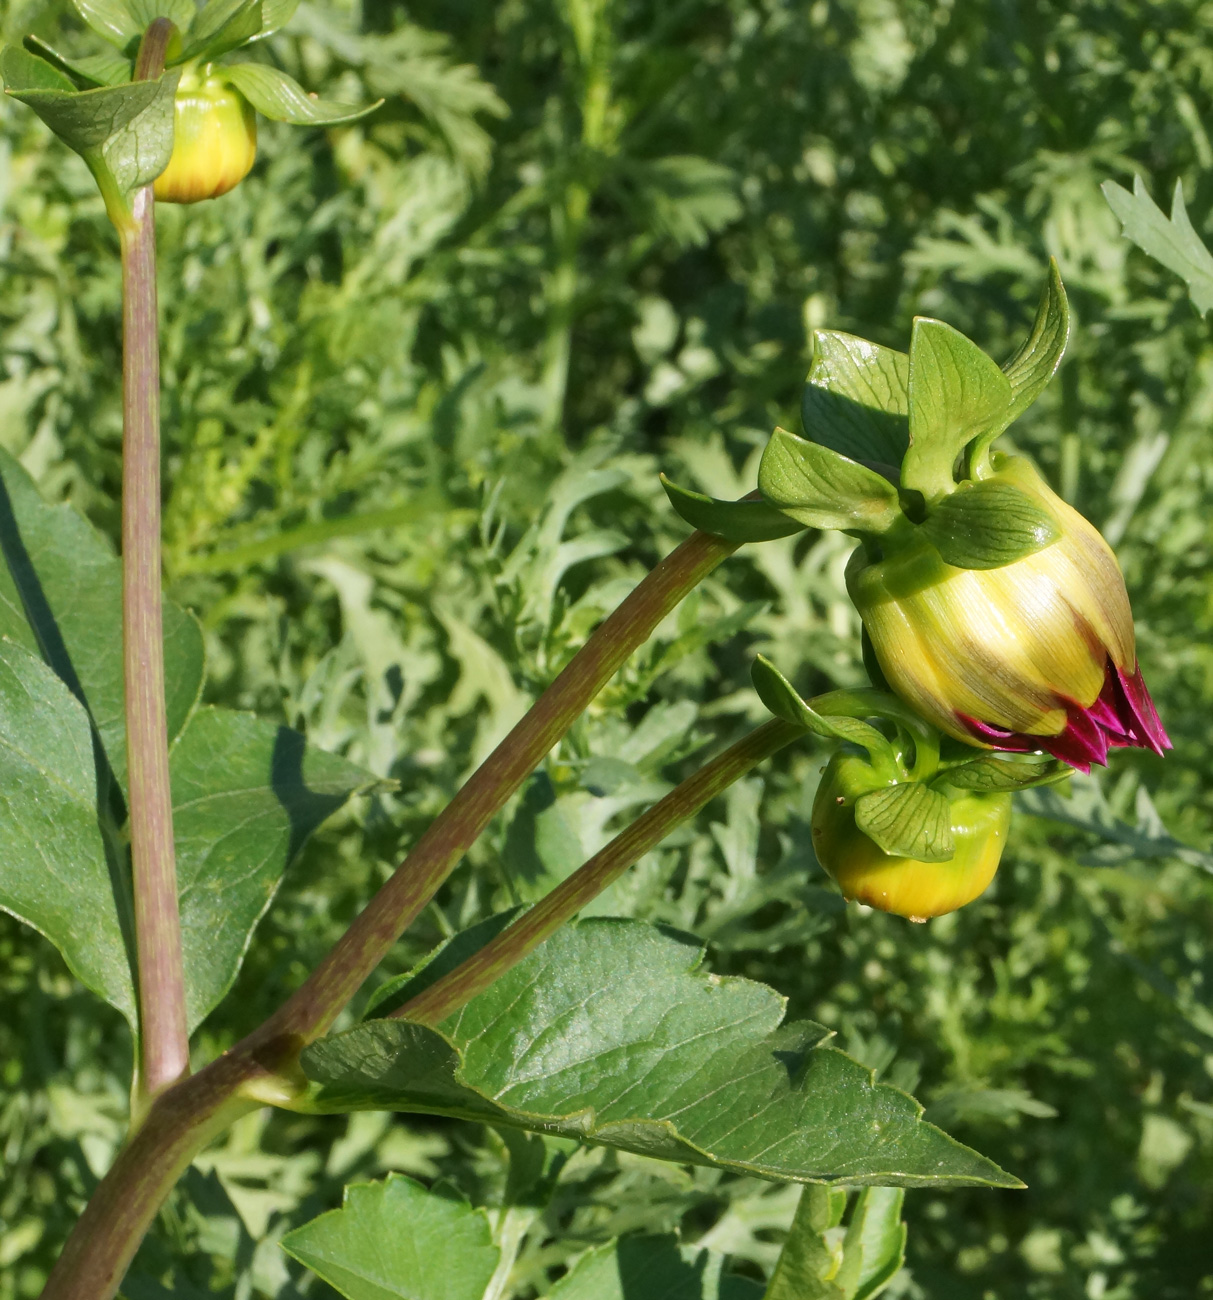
[154,71,256,205]
[812,754,1011,919]
[848,454,1169,772]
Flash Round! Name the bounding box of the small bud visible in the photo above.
[848,454,1170,772]
[812,754,1011,919]
[154,71,256,205]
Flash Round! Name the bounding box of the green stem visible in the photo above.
[123,19,188,1104]
[394,718,804,1026]
[253,527,739,1049]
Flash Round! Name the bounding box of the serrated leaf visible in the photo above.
[660,475,804,542]
[0,639,134,1027]
[836,1189,906,1300]
[802,333,909,466]
[901,320,1012,501]
[758,428,902,534]
[0,449,203,792]
[750,656,897,768]
[178,0,264,62]
[552,1235,763,1300]
[301,919,1019,1188]
[918,480,1058,570]
[1000,258,1071,426]
[941,755,1063,792]
[280,1174,499,1300]
[22,37,131,88]
[219,62,380,125]
[172,708,380,1031]
[72,0,141,47]
[763,1187,845,1300]
[1102,176,1213,316]
[853,783,954,862]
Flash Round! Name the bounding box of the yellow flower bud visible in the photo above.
[812,754,1011,920]
[154,71,256,205]
[848,454,1169,772]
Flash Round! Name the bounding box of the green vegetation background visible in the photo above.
[1,0,1212,1295]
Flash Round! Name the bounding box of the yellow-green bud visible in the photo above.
[812,754,1011,920]
[154,71,256,204]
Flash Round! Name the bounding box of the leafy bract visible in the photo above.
[301,920,1018,1189]
[1102,176,1213,316]
[801,332,909,466]
[758,428,901,534]
[550,1235,762,1300]
[0,638,134,1025]
[281,1174,500,1300]
[660,475,804,542]
[853,782,954,862]
[918,480,1059,570]
[0,449,203,791]
[999,258,1071,428]
[219,62,382,125]
[172,707,380,1031]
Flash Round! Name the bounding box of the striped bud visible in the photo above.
[848,454,1169,772]
[154,72,256,205]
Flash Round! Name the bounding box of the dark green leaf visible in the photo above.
[750,656,896,768]
[1102,176,1213,315]
[901,320,1012,500]
[854,783,954,862]
[941,755,1064,793]
[551,1235,763,1300]
[172,708,380,1031]
[918,480,1059,570]
[21,37,131,88]
[1,46,77,95]
[763,1187,845,1300]
[219,63,381,125]
[280,1174,500,1300]
[0,449,203,793]
[758,428,902,534]
[178,0,264,63]
[660,475,804,542]
[301,920,1019,1188]
[72,0,141,47]
[802,332,909,465]
[1000,258,1071,427]
[0,639,134,1027]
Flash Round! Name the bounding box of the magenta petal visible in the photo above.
[957,714,1036,752]
[1114,664,1171,755]
[1038,705,1108,773]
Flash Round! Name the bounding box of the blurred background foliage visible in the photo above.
[2,0,1213,1295]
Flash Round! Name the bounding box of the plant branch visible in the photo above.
[393,717,805,1026]
[123,18,188,1101]
[254,526,739,1049]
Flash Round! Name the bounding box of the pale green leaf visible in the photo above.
[918,480,1058,570]
[301,920,1019,1189]
[1000,258,1071,425]
[178,0,264,62]
[853,782,954,862]
[21,37,132,88]
[126,0,197,29]
[1102,176,1213,316]
[72,0,140,47]
[942,755,1065,793]
[763,1187,845,1300]
[219,62,380,125]
[837,1189,906,1300]
[280,1174,499,1300]
[758,428,902,534]
[802,332,909,466]
[551,1236,763,1300]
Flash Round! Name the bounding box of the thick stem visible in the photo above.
[255,527,739,1049]
[123,17,188,1101]
[394,717,805,1026]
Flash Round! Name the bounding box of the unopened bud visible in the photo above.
[154,71,256,205]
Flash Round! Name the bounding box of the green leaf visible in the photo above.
[301,919,1019,1188]
[757,428,902,534]
[802,332,910,466]
[126,0,197,29]
[918,480,1059,570]
[941,754,1065,793]
[1000,258,1071,426]
[853,782,954,862]
[551,1236,763,1300]
[1102,176,1213,316]
[901,320,1012,501]
[172,708,380,1031]
[253,0,300,38]
[763,1187,845,1300]
[660,475,804,542]
[1,46,77,94]
[835,1189,906,1300]
[72,0,141,47]
[21,37,132,88]
[219,62,381,125]
[750,656,897,769]
[0,449,203,793]
[280,1174,500,1300]
[0,639,134,1027]
[178,0,265,63]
